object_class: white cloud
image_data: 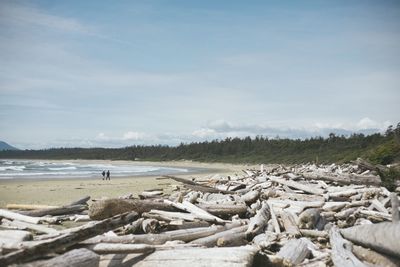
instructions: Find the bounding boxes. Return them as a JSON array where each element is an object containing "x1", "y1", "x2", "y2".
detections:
[
  {"x1": 192, "y1": 128, "x2": 217, "y2": 138},
  {"x1": 122, "y1": 131, "x2": 146, "y2": 141}
]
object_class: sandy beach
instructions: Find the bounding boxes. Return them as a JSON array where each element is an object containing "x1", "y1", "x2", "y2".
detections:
[{"x1": 0, "y1": 160, "x2": 254, "y2": 208}]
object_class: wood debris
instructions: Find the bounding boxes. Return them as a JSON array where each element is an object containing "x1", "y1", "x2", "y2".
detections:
[{"x1": 0, "y1": 160, "x2": 399, "y2": 266}]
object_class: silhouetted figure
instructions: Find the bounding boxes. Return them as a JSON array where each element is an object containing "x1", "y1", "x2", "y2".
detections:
[
  {"x1": 102, "y1": 170, "x2": 106, "y2": 180},
  {"x1": 106, "y1": 170, "x2": 110, "y2": 180}
]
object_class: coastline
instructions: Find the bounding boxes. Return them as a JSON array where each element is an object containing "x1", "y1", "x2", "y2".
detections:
[{"x1": 0, "y1": 160, "x2": 255, "y2": 208}]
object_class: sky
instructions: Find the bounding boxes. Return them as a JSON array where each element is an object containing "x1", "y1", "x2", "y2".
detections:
[{"x1": 0, "y1": 0, "x2": 399, "y2": 149}]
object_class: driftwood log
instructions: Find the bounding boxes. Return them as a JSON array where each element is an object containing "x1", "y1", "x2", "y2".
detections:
[
  {"x1": 340, "y1": 222, "x2": 400, "y2": 258},
  {"x1": 0, "y1": 212, "x2": 138, "y2": 265},
  {"x1": 277, "y1": 238, "x2": 311, "y2": 265},
  {"x1": 89, "y1": 198, "x2": 176, "y2": 220}
]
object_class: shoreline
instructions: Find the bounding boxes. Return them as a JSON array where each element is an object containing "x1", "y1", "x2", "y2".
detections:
[{"x1": 0, "y1": 160, "x2": 255, "y2": 207}]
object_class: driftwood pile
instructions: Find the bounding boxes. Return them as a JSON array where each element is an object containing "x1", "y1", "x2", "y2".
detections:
[{"x1": 0, "y1": 158, "x2": 399, "y2": 266}]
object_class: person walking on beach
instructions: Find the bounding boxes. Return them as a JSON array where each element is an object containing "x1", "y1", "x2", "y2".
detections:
[
  {"x1": 102, "y1": 170, "x2": 106, "y2": 180},
  {"x1": 106, "y1": 170, "x2": 110, "y2": 180}
]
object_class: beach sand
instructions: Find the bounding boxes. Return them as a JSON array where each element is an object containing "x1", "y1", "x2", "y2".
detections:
[{"x1": 0, "y1": 160, "x2": 255, "y2": 208}]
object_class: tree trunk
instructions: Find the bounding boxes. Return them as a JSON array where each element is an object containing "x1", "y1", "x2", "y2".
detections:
[{"x1": 277, "y1": 238, "x2": 310, "y2": 265}]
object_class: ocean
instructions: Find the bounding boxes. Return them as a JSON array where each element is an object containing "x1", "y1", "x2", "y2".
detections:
[{"x1": 0, "y1": 159, "x2": 189, "y2": 179}]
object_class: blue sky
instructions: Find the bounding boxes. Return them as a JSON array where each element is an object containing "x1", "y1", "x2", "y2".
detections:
[{"x1": 0, "y1": 0, "x2": 399, "y2": 149}]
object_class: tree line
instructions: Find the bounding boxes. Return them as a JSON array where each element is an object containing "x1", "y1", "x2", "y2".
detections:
[{"x1": 1, "y1": 123, "x2": 399, "y2": 165}]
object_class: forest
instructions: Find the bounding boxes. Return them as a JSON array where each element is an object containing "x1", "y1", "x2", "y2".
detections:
[{"x1": 1, "y1": 124, "x2": 399, "y2": 165}]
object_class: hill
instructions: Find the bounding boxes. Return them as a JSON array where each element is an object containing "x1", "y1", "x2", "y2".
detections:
[{"x1": 0, "y1": 141, "x2": 18, "y2": 151}]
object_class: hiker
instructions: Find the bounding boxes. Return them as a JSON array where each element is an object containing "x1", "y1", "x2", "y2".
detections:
[
  {"x1": 102, "y1": 170, "x2": 105, "y2": 180},
  {"x1": 106, "y1": 170, "x2": 110, "y2": 180}
]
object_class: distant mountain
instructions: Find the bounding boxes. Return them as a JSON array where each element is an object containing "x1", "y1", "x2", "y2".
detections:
[{"x1": 0, "y1": 141, "x2": 19, "y2": 151}]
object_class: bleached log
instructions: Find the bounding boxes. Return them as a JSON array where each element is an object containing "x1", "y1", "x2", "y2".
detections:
[
  {"x1": 302, "y1": 172, "x2": 381, "y2": 186},
  {"x1": 277, "y1": 238, "x2": 311, "y2": 265},
  {"x1": 352, "y1": 245, "x2": 400, "y2": 267},
  {"x1": 268, "y1": 176, "x2": 324, "y2": 195},
  {"x1": 21, "y1": 248, "x2": 99, "y2": 267},
  {"x1": 322, "y1": 202, "x2": 348, "y2": 212},
  {"x1": 166, "y1": 220, "x2": 210, "y2": 230},
  {"x1": 390, "y1": 193, "x2": 399, "y2": 222},
  {"x1": 83, "y1": 222, "x2": 243, "y2": 245},
  {"x1": 89, "y1": 198, "x2": 176, "y2": 220},
  {"x1": 144, "y1": 210, "x2": 197, "y2": 221},
  {"x1": 358, "y1": 209, "x2": 392, "y2": 221},
  {"x1": 252, "y1": 231, "x2": 278, "y2": 249},
  {"x1": 268, "y1": 199, "x2": 324, "y2": 215},
  {"x1": 267, "y1": 202, "x2": 280, "y2": 233},
  {"x1": 327, "y1": 188, "x2": 381, "y2": 199},
  {"x1": 340, "y1": 222, "x2": 400, "y2": 258},
  {"x1": 245, "y1": 202, "x2": 270, "y2": 237},
  {"x1": 334, "y1": 208, "x2": 357, "y2": 220},
  {"x1": 0, "y1": 209, "x2": 57, "y2": 224},
  {"x1": 369, "y1": 199, "x2": 388, "y2": 213},
  {"x1": 139, "y1": 191, "x2": 163, "y2": 199},
  {"x1": 164, "y1": 175, "x2": 235, "y2": 194},
  {"x1": 299, "y1": 229, "x2": 328, "y2": 238},
  {"x1": 87, "y1": 243, "x2": 155, "y2": 254},
  {"x1": 217, "y1": 232, "x2": 248, "y2": 247},
  {"x1": 0, "y1": 230, "x2": 32, "y2": 248},
  {"x1": 101, "y1": 246, "x2": 259, "y2": 267},
  {"x1": 121, "y1": 218, "x2": 144, "y2": 234},
  {"x1": 190, "y1": 225, "x2": 248, "y2": 247},
  {"x1": 280, "y1": 211, "x2": 300, "y2": 237},
  {"x1": 164, "y1": 200, "x2": 226, "y2": 223},
  {"x1": 197, "y1": 202, "x2": 248, "y2": 217},
  {"x1": 276, "y1": 192, "x2": 325, "y2": 202},
  {"x1": 0, "y1": 212, "x2": 138, "y2": 265},
  {"x1": 6, "y1": 204, "x2": 59, "y2": 210},
  {"x1": 1, "y1": 218, "x2": 59, "y2": 234},
  {"x1": 21, "y1": 205, "x2": 87, "y2": 217},
  {"x1": 142, "y1": 219, "x2": 160, "y2": 234},
  {"x1": 329, "y1": 226, "x2": 367, "y2": 267}
]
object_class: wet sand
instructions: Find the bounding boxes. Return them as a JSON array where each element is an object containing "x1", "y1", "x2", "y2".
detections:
[{"x1": 0, "y1": 160, "x2": 254, "y2": 207}]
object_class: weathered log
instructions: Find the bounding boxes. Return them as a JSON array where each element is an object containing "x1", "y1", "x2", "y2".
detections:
[
  {"x1": 87, "y1": 243, "x2": 155, "y2": 254},
  {"x1": 139, "y1": 191, "x2": 163, "y2": 199},
  {"x1": 0, "y1": 230, "x2": 32, "y2": 248},
  {"x1": 20, "y1": 248, "x2": 99, "y2": 267},
  {"x1": 121, "y1": 218, "x2": 144, "y2": 234},
  {"x1": 280, "y1": 211, "x2": 300, "y2": 237},
  {"x1": 1, "y1": 218, "x2": 59, "y2": 234},
  {"x1": 197, "y1": 202, "x2": 248, "y2": 217},
  {"x1": 83, "y1": 222, "x2": 243, "y2": 245},
  {"x1": 69, "y1": 196, "x2": 91, "y2": 206},
  {"x1": 302, "y1": 172, "x2": 381, "y2": 186},
  {"x1": 216, "y1": 232, "x2": 248, "y2": 247},
  {"x1": 358, "y1": 209, "x2": 392, "y2": 221},
  {"x1": 88, "y1": 198, "x2": 176, "y2": 220},
  {"x1": 166, "y1": 220, "x2": 210, "y2": 230},
  {"x1": 190, "y1": 225, "x2": 248, "y2": 247},
  {"x1": 241, "y1": 190, "x2": 260, "y2": 205},
  {"x1": 246, "y1": 202, "x2": 270, "y2": 237},
  {"x1": 252, "y1": 231, "x2": 278, "y2": 249},
  {"x1": 21, "y1": 205, "x2": 87, "y2": 217},
  {"x1": 298, "y1": 209, "x2": 321, "y2": 229},
  {"x1": 390, "y1": 193, "x2": 399, "y2": 222},
  {"x1": 0, "y1": 212, "x2": 138, "y2": 265},
  {"x1": 268, "y1": 176, "x2": 324, "y2": 195},
  {"x1": 352, "y1": 245, "x2": 400, "y2": 267},
  {"x1": 299, "y1": 229, "x2": 328, "y2": 238},
  {"x1": 164, "y1": 175, "x2": 235, "y2": 194},
  {"x1": 329, "y1": 226, "x2": 367, "y2": 267},
  {"x1": 277, "y1": 238, "x2": 311, "y2": 265},
  {"x1": 142, "y1": 218, "x2": 160, "y2": 234},
  {"x1": 99, "y1": 246, "x2": 259, "y2": 267},
  {"x1": 267, "y1": 202, "x2": 281, "y2": 233},
  {"x1": 144, "y1": 210, "x2": 197, "y2": 221},
  {"x1": 164, "y1": 200, "x2": 226, "y2": 223},
  {"x1": 0, "y1": 209, "x2": 57, "y2": 224},
  {"x1": 6, "y1": 204, "x2": 59, "y2": 210},
  {"x1": 354, "y1": 158, "x2": 389, "y2": 174},
  {"x1": 340, "y1": 222, "x2": 400, "y2": 258}
]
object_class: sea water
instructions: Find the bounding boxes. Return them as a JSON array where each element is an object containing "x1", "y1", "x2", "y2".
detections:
[{"x1": 0, "y1": 160, "x2": 189, "y2": 179}]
